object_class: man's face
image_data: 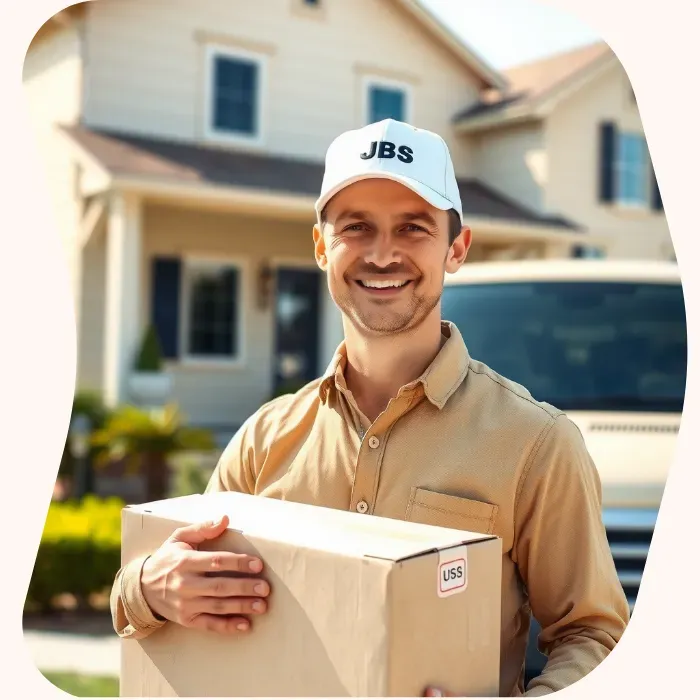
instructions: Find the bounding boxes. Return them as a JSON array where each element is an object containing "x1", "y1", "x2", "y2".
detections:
[{"x1": 313, "y1": 179, "x2": 470, "y2": 336}]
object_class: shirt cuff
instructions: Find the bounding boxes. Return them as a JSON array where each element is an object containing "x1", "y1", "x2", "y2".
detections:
[{"x1": 114, "y1": 555, "x2": 167, "y2": 638}]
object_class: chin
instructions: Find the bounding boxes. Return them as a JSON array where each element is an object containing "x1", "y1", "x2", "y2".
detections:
[{"x1": 352, "y1": 312, "x2": 420, "y2": 336}]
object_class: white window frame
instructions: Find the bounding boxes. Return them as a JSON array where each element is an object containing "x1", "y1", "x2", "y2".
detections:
[
  {"x1": 613, "y1": 131, "x2": 651, "y2": 209},
  {"x1": 179, "y1": 256, "x2": 247, "y2": 368},
  {"x1": 362, "y1": 75, "x2": 413, "y2": 126},
  {"x1": 203, "y1": 43, "x2": 267, "y2": 147}
]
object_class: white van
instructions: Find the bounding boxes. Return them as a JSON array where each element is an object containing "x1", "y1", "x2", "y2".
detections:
[{"x1": 441, "y1": 259, "x2": 686, "y2": 678}]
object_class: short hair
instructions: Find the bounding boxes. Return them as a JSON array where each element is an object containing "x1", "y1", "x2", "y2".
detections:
[
  {"x1": 446, "y1": 208, "x2": 462, "y2": 244},
  {"x1": 319, "y1": 206, "x2": 463, "y2": 244}
]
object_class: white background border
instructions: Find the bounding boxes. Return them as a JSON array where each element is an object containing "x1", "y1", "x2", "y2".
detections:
[{"x1": 1, "y1": 0, "x2": 697, "y2": 697}]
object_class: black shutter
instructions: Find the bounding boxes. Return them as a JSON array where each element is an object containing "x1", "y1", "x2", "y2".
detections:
[
  {"x1": 151, "y1": 256, "x2": 181, "y2": 359},
  {"x1": 599, "y1": 121, "x2": 617, "y2": 203},
  {"x1": 651, "y1": 164, "x2": 663, "y2": 211}
]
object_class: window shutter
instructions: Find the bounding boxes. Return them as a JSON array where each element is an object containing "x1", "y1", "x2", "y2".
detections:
[
  {"x1": 651, "y1": 164, "x2": 663, "y2": 211},
  {"x1": 599, "y1": 121, "x2": 617, "y2": 203},
  {"x1": 151, "y1": 256, "x2": 181, "y2": 359}
]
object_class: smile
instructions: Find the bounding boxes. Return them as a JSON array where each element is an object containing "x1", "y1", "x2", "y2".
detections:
[{"x1": 358, "y1": 280, "x2": 411, "y2": 289}]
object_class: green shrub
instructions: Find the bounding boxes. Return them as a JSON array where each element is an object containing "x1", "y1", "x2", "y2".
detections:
[
  {"x1": 134, "y1": 325, "x2": 163, "y2": 372},
  {"x1": 26, "y1": 495, "x2": 124, "y2": 613}
]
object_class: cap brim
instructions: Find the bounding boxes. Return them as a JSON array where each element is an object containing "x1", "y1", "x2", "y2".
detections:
[{"x1": 315, "y1": 172, "x2": 457, "y2": 218}]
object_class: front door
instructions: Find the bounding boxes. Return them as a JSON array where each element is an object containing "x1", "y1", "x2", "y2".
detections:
[{"x1": 273, "y1": 267, "x2": 322, "y2": 395}]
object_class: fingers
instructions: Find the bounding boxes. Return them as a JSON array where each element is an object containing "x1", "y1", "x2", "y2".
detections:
[
  {"x1": 184, "y1": 550, "x2": 263, "y2": 575},
  {"x1": 189, "y1": 614, "x2": 253, "y2": 635},
  {"x1": 193, "y1": 596, "x2": 268, "y2": 616},
  {"x1": 189, "y1": 574, "x2": 271, "y2": 600},
  {"x1": 170, "y1": 516, "x2": 230, "y2": 546}
]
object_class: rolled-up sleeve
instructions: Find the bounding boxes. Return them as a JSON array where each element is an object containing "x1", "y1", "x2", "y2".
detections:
[
  {"x1": 514, "y1": 415, "x2": 630, "y2": 696},
  {"x1": 110, "y1": 555, "x2": 166, "y2": 640}
]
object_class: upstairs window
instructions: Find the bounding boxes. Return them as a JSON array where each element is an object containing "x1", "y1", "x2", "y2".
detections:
[
  {"x1": 615, "y1": 132, "x2": 650, "y2": 207},
  {"x1": 205, "y1": 45, "x2": 265, "y2": 144},
  {"x1": 598, "y1": 122, "x2": 662, "y2": 211},
  {"x1": 364, "y1": 78, "x2": 410, "y2": 124}
]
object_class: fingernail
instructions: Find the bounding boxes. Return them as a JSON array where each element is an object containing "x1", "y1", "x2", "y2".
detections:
[
  {"x1": 248, "y1": 559, "x2": 263, "y2": 573},
  {"x1": 237, "y1": 621, "x2": 248, "y2": 631},
  {"x1": 254, "y1": 583, "x2": 267, "y2": 595},
  {"x1": 252, "y1": 601, "x2": 265, "y2": 612}
]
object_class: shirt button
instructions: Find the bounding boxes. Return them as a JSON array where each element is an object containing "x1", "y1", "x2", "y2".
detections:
[
  {"x1": 356, "y1": 500, "x2": 369, "y2": 514},
  {"x1": 368, "y1": 436, "x2": 380, "y2": 449}
]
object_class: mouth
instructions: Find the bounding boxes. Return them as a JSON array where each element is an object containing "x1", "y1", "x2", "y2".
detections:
[{"x1": 354, "y1": 279, "x2": 414, "y2": 295}]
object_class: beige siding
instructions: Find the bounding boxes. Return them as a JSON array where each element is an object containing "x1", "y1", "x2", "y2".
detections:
[
  {"x1": 473, "y1": 124, "x2": 546, "y2": 212},
  {"x1": 544, "y1": 62, "x2": 673, "y2": 260},
  {"x1": 82, "y1": 0, "x2": 480, "y2": 174},
  {"x1": 141, "y1": 204, "x2": 335, "y2": 426},
  {"x1": 22, "y1": 23, "x2": 84, "y2": 311}
]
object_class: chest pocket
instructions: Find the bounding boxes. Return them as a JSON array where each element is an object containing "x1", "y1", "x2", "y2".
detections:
[{"x1": 405, "y1": 487, "x2": 499, "y2": 536}]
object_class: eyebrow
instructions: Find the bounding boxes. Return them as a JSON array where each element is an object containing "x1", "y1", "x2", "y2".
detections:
[
  {"x1": 396, "y1": 211, "x2": 439, "y2": 228},
  {"x1": 334, "y1": 210, "x2": 372, "y2": 222},
  {"x1": 333, "y1": 210, "x2": 439, "y2": 227}
]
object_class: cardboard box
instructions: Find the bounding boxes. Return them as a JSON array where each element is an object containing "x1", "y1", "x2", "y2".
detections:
[{"x1": 119, "y1": 492, "x2": 502, "y2": 697}]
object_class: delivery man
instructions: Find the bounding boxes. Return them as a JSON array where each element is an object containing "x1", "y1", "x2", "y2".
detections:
[{"x1": 110, "y1": 119, "x2": 629, "y2": 697}]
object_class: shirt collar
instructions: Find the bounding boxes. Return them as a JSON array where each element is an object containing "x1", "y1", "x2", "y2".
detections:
[{"x1": 318, "y1": 321, "x2": 470, "y2": 409}]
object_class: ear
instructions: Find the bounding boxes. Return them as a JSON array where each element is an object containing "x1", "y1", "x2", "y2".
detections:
[
  {"x1": 313, "y1": 224, "x2": 328, "y2": 271},
  {"x1": 445, "y1": 225, "x2": 472, "y2": 273}
]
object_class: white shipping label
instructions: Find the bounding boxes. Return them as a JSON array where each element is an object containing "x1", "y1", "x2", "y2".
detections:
[{"x1": 437, "y1": 545, "x2": 468, "y2": 598}]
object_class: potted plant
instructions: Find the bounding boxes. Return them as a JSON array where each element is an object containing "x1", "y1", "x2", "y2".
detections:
[
  {"x1": 91, "y1": 403, "x2": 217, "y2": 502},
  {"x1": 128, "y1": 325, "x2": 172, "y2": 406}
]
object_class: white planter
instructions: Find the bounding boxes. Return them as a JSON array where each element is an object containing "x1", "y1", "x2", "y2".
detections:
[{"x1": 128, "y1": 371, "x2": 173, "y2": 406}]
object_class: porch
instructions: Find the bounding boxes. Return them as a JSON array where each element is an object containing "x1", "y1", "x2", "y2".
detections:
[{"x1": 63, "y1": 125, "x2": 597, "y2": 430}]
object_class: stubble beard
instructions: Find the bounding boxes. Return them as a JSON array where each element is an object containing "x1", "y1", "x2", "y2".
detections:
[{"x1": 333, "y1": 283, "x2": 442, "y2": 337}]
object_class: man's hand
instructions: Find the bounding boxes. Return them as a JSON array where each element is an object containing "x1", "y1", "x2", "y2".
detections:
[{"x1": 140, "y1": 515, "x2": 270, "y2": 635}]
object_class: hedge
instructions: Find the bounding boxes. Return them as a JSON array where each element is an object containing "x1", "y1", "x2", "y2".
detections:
[{"x1": 26, "y1": 495, "x2": 124, "y2": 613}]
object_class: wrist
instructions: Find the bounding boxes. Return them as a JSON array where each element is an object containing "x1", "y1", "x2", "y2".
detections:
[{"x1": 140, "y1": 555, "x2": 166, "y2": 622}]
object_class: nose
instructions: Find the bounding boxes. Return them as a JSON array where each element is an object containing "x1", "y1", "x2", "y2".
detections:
[{"x1": 364, "y1": 230, "x2": 401, "y2": 268}]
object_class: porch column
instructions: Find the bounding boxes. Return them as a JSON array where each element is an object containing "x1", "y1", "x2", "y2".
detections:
[{"x1": 103, "y1": 192, "x2": 142, "y2": 407}]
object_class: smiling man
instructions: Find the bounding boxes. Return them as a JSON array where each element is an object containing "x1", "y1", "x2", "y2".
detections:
[{"x1": 110, "y1": 119, "x2": 629, "y2": 697}]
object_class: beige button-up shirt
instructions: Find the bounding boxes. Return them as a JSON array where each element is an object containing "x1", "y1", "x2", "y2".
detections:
[{"x1": 111, "y1": 322, "x2": 629, "y2": 697}]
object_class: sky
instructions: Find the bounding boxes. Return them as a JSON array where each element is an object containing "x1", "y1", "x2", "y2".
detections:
[{"x1": 418, "y1": 0, "x2": 602, "y2": 69}]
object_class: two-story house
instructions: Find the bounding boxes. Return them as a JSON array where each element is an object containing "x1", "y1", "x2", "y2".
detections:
[
  {"x1": 456, "y1": 40, "x2": 672, "y2": 261},
  {"x1": 22, "y1": 0, "x2": 661, "y2": 437}
]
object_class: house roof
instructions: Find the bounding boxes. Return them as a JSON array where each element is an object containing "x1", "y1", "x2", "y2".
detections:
[
  {"x1": 60, "y1": 124, "x2": 579, "y2": 231},
  {"x1": 454, "y1": 41, "x2": 616, "y2": 130},
  {"x1": 392, "y1": 0, "x2": 507, "y2": 90}
]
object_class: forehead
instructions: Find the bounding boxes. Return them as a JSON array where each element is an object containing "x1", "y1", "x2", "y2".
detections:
[{"x1": 324, "y1": 178, "x2": 434, "y2": 217}]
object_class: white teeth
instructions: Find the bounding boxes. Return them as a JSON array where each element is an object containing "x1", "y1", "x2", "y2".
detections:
[{"x1": 361, "y1": 280, "x2": 408, "y2": 289}]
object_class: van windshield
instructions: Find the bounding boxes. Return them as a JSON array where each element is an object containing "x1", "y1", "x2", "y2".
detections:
[{"x1": 441, "y1": 280, "x2": 687, "y2": 413}]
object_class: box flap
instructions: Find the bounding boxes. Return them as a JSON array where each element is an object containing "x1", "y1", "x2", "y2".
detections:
[{"x1": 129, "y1": 492, "x2": 496, "y2": 562}]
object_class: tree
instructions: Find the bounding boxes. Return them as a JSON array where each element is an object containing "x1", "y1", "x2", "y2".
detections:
[{"x1": 91, "y1": 403, "x2": 216, "y2": 502}]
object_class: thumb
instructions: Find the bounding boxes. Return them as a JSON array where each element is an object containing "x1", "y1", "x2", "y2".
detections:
[{"x1": 170, "y1": 515, "x2": 230, "y2": 547}]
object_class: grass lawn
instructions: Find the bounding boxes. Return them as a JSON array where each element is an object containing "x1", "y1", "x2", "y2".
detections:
[{"x1": 41, "y1": 671, "x2": 119, "y2": 697}]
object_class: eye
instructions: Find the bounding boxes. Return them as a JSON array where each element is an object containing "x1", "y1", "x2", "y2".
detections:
[
  {"x1": 343, "y1": 223, "x2": 367, "y2": 233},
  {"x1": 402, "y1": 224, "x2": 428, "y2": 233}
]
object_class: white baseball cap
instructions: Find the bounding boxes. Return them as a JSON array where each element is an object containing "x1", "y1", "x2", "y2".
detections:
[{"x1": 315, "y1": 119, "x2": 463, "y2": 223}]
